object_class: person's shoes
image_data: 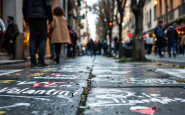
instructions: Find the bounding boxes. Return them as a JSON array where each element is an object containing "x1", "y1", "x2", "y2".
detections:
[
  {"x1": 50, "y1": 55, "x2": 55, "y2": 60},
  {"x1": 173, "y1": 52, "x2": 176, "y2": 58},
  {"x1": 38, "y1": 61, "x2": 48, "y2": 67},
  {"x1": 31, "y1": 63, "x2": 38, "y2": 68}
]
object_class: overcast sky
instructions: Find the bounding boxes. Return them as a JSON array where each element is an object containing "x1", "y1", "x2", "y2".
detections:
[{"x1": 87, "y1": 0, "x2": 98, "y2": 39}]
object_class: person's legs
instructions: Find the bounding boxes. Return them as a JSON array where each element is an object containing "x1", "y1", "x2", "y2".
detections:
[
  {"x1": 168, "y1": 40, "x2": 172, "y2": 57},
  {"x1": 55, "y1": 43, "x2": 62, "y2": 63},
  {"x1": 157, "y1": 40, "x2": 162, "y2": 57},
  {"x1": 38, "y1": 20, "x2": 47, "y2": 64},
  {"x1": 29, "y1": 21, "x2": 38, "y2": 65},
  {"x1": 172, "y1": 40, "x2": 177, "y2": 57},
  {"x1": 12, "y1": 39, "x2": 16, "y2": 59},
  {"x1": 50, "y1": 39, "x2": 55, "y2": 59}
]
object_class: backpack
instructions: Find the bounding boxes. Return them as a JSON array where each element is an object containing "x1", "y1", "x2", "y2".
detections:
[{"x1": 156, "y1": 26, "x2": 164, "y2": 38}]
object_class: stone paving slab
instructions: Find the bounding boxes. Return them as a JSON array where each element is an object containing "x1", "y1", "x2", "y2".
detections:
[
  {"x1": 0, "y1": 86, "x2": 83, "y2": 115},
  {"x1": 91, "y1": 77, "x2": 185, "y2": 88},
  {"x1": 85, "y1": 88, "x2": 185, "y2": 115},
  {"x1": 156, "y1": 68, "x2": 185, "y2": 80}
]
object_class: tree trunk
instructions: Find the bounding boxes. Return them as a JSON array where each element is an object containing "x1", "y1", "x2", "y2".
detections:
[
  {"x1": 132, "y1": 10, "x2": 145, "y2": 61},
  {"x1": 119, "y1": 24, "x2": 122, "y2": 58},
  {"x1": 109, "y1": 27, "x2": 112, "y2": 56},
  {"x1": 119, "y1": 25, "x2": 122, "y2": 42}
]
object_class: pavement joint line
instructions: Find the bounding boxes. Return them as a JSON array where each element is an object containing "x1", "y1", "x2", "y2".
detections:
[
  {"x1": 91, "y1": 86, "x2": 185, "y2": 88},
  {"x1": 77, "y1": 70, "x2": 93, "y2": 115},
  {"x1": 77, "y1": 57, "x2": 96, "y2": 115}
]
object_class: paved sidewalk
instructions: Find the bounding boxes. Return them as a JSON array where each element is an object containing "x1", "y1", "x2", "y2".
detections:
[
  {"x1": 146, "y1": 54, "x2": 185, "y2": 64},
  {"x1": 0, "y1": 56, "x2": 184, "y2": 115},
  {"x1": 0, "y1": 60, "x2": 25, "y2": 65}
]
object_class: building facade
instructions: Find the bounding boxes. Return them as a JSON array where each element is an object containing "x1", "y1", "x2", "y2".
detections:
[
  {"x1": 0, "y1": 0, "x2": 77, "y2": 60},
  {"x1": 156, "y1": 0, "x2": 185, "y2": 33},
  {"x1": 143, "y1": 0, "x2": 158, "y2": 34}
]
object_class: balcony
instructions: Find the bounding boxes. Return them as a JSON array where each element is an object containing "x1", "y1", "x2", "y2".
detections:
[{"x1": 179, "y1": 3, "x2": 185, "y2": 17}]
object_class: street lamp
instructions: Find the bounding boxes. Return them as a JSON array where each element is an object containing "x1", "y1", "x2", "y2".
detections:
[{"x1": 154, "y1": 0, "x2": 158, "y2": 5}]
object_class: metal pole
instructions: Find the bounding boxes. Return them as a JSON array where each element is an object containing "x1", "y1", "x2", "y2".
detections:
[{"x1": 165, "y1": 0, "x2": 168, "y2": 25}]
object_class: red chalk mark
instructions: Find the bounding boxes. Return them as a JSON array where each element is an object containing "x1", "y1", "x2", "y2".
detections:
[
  {"x1": 32, "y1": 82, "x2": 66, "y2": 88},
  {"x1": 130, "y1": 106, "x2": 155, "y2": 115}
]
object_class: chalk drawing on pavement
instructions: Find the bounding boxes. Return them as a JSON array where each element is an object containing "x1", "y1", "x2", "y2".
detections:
[
  {"x1": 0, "y1": 103, "x2": 30, "y2": 109},
  {"x1": 0, "y1": 70, "x2": 22, "y2": 76},
  {"x1": 130, "y1": 106, "x2": 156, "y2": 115},
  {"x1": 87, "y1": 89, "x2": 185, "y2": 107}
]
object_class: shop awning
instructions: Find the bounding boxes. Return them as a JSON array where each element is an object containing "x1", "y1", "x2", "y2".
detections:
[{"x1": 176, "y1": 25, "x2": 185, "y2": 31}]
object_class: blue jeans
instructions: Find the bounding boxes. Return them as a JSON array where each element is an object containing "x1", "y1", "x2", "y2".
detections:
[
  {"x1": 88, "y1": 49, "x2": 93, "y2": 56},
  {"x1": 168, "y1": 40, "x2": 177, "y2": 57},
  {"x1": 29, "y1": 19, "x2": 47, "y2": 63},
  {"x1": 50, "y1": 44, "x2": 55, "y2": 55}
]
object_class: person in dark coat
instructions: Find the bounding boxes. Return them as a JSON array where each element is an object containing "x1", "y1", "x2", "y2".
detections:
[
  {"x1": 97, "y1": 40, "x2": 102, "y2": 55},
  {"x1": 4, "y1": 16, "x2": 19, "y2": 60},
  {"x1": 166, "y1": 25, "x2": 178, "y2": 58},
  {"x1": 87, "y1": 39, "x2": 95, "y2": 57},
  {"x1": 23, "y1": 0, "x2": 53, "y2": 67},
  {"x1": 154, "y1": 21, "x2": 165, "y2": 58}
]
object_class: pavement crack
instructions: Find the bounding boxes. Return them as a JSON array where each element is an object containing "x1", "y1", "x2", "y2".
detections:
[{"x1": 77, "y1": 64, "x2": 94, "y2": 115}]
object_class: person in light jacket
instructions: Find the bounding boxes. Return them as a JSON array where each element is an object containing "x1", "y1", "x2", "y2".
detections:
[
  {"x1": 146, "y1": 33, "x2": 154, "y2": 55},
  {"x1": 51, "y1": 6, "x2": 71, "y2": 64}
]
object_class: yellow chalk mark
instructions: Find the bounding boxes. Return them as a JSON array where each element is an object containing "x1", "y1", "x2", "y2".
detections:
[
  {"x1": 0, "y1": 80, "x2": 16, "y2": 84},
  {"x1": 29, "y1": 73, "x2": 45, "y2": 77},
  {"x1": 0, "y1": 111, "x2": 6, "y2": 114}
]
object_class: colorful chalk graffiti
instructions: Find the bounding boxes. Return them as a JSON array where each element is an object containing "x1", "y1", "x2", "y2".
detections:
[
  {"x1": 0, "y1": 87, "x2": 78, "y2": 102},
  {"x1": 17, "y1": 81, "x2": 72, "y2": 88},
  {"x1": 34, "y1": 74, "x2": 80, "y2": 80},
  {"x1": 87, "y1": 89, "x2": 185, "y2": 107},
  {"x1": 130, "y1": 106, "x2": 156, "y2": 115},
  {"x1": 0, "y1": 80, "x2": 16, "y2": 84},
  {"x1": 0, "y1": 70, "x2": 22, "y2": 76}
]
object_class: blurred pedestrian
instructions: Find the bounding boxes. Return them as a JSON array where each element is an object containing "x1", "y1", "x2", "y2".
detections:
[
  {"x1": 115, "y1": 39, "x2": 119, "y2": 56},
  {"x1": 154, "y1": 21, "x2": 165, "y2": 58},
  {"x1": 4, "y1": 16, "x2": 19, "y2": 60},
  {"x1": 87, "y1": 39, "x2": 95, "y2": 57},
  {"x1": 97, "y1": 40, "x2": 102, "y2": 55},
  {"x1": 0, "y1": 18, "x2": 5, "y2": 52},
  {"x1": 146, "y1": 33, "x2": 154, "y2": 55},
  {"x1": 51, "y1": 6, "x2": 71, "y2": 64},
  {"x1": 94, "y1": 41, "x2": 98, "y2": 56},
  {"x1": 102, "y1": 39, "x2": 108, "y2": 55},
  {"x1": 166, "y1": 25, "x2": 178, "y2": 58},
  {"x1": 23, "y1": 0, "x2": 53, "y2": 67}
]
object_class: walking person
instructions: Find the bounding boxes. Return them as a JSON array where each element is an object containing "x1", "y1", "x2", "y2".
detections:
[
  {"x1": 154, "y1": 21, "x2": 165, "y2": 58},
  {"x1": 4, "y1": 16, "x2": 19, "y2": 60},
  {"x1": 87, "y1": 39, "x2": 95, "y2": 57},
  {"x1": 97, "y1": 40, "x2": 102, "y2": 55},
  {"x1": 51, "y1": 6, "x2": 71, "y2": 64},
  {"x1": 166, "y1": 25, "x2": 178, "y2": 58},
  {"x1": 146, "y1": 33, "x2": 154, "y2": 55},
  {"x1": 0, "y1": 18, "x2": 6, "y2": 52},
  {"x1": 23, "y1": 0, "x2": 53, "y2": 67}
]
